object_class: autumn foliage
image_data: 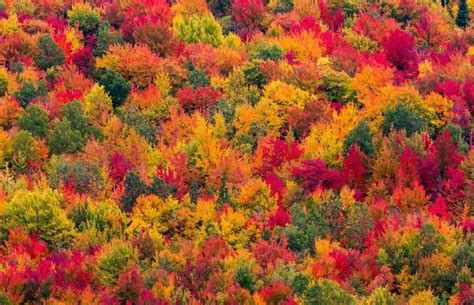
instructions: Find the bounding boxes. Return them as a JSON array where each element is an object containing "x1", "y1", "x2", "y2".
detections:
[{"x1": 0, "y1": 0, "x2": 471, "y2": 304}]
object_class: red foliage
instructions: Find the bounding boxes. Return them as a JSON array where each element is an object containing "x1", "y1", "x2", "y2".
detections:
[
  {"x1": 115, "y1": 267, "x2": 145, "y2": 303},
  {"x1": 342, "y1": 146, "x2": 367, "y2": 198},
  {"x1": 231, "y1": 0, "x2": 266, "y2": 40},
  {"x1": 252, "y1": 238, "x2": 296, "y2": 269},
  {"x1": 382, "y1": 30, "x2": 419, "y2": 80},
  {"x1": 290, "y1": 16, "x2": 321, "y2": 35},
  {"x1": 110, "y1": 151, "x2": 133, "y2": 183},
  {"x1": 259, "y1": 282, "x2": 293, "y2": 305},
  {"x1": 255, "y1": 136, "x2": 301, "y2": 175},
  {"x1": 429, "y1": 195, "x2": 450, "y2": 220},
  {"x1": 176, "y1": 86, "x2": 222, "y2": 116},
  {"x1": 266, "y1": 205, "x2": 291, "y2": 228},
  {"x1": 397, "y1": 147, "x2": 421, "y2": 186},
  {"x1": 71, "y1": 46, "x2": 95, "y2": 75},
  {"x1": 319, "y1": 0, "x2": 344, "y2": 32},
  {"x1": 292, "y1": 159, "x2": 342, "y2": 192}
]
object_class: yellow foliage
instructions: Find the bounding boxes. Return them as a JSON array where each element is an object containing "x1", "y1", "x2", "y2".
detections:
[
  {"x1": 340, "y1": 186, "x2": 356, "y2": 210},
  {"x1": 303, "y1": 103, "x2": 361, "y2": 165},
  {"x1": 96, "y1": 44, "x2": 161, "y2": 89},
  {"x1": 155, "y1": 69, "x2": 172, "y2": 96},
  {"x1": 237, "y1": 178, "x2": 277, "y2": 215},
  {"x1": 352, "y1": 66, "x2": 394, "y2": 106},
  {"x1": 219, "y1": 208, "x2": 254, "y2": 249},
  {"x1": 424, "y1": 92, "x2": 453, "y2": 129},
  {"x1": 315, "y1": 238, "x2": 340, "y2": 258},
  {"x1": 234, "y1": 104, "x2": 257, "y2": 136},
  {"x1": 0, "y1": 14, "x2": 21, "y2": 36},
  {"x1": 293, "y1": 0, "x2": 320, "y2": 18},
  {"x1": 365, "y1": 85, "x2": 433, "y2": 130},
  {"x1": 255, "y1": 80, "x2": 311, "y2": 135},
  {"x1": 418, "y1": 60, "x2": 433, "y2": 79},
  {"x1": 171, "y1": 0, "x2": 209, "y2": 18},
  {"x1": 83, "y1": 84, "x2": 113, "y2": 125},
  {"x1": 65, "y1": 27, "x2": 83, "y2": 52},
  {"x1": 273, "y1": 31, "x2": 323, "y2": 61},
  {"x1": 408, "y1": 290, "x2": 437, "y2": 305}
]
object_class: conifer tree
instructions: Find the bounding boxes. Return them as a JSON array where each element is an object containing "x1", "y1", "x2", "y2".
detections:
[{"x1": 456, "y1": 0, "x2": 470, "y2": 28}]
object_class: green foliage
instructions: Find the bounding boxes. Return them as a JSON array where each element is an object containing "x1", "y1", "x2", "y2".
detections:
[
  {"x1": 5, "y1": 130, "x2": 38, "y2": 172},
  {"x1": 242, "y1": 60, "x2": 268, "y2": 89},
  {"x1": 319, "y1": 68, "x2": 357, "y2": 104},
  {"x1": 382, "y1": 103, "x2": 424, "y2": 136},
  {"x1": 250, "y1": 42, "x2": 284, "y2": 61},
  {"x1": 342, "y1": 203, "x2": 373, "y2": 250},
  {"x1": 34, "y1": 35, "x2": 65, "y2": 70},
  {"x1": 188, "y1": 68, "x2": 210, "y2": 89},
  {"x1": 18, "y1": 105, "x2": 49, "y2": 138},
  {"x1": 284, "y1": 195, "x2": 345, "y2": 253},
  {"x1": 47, "y1": 118, "x2": 85, "y2": 155},
  {"x1": 47, "y1": 101, "x2": 102, "y2": 155},
  {"x1": 94, "y1": 22, "x2": 124, "y2": 57},
  {"x1": 121, "y1": 171, "x2": 148, "y2": 212},
  {"x1": 97, "y1": 241, "x2": 136, "y2": 285},
  {"x1": 0, "y1": 188, "x2": 75, "y2": 248},
  {"x1": 69, "y1": 199, "x2": 127, "y2": 243},
  {"x1": 234, "y1": 265, "x2": 256, "y2": 292},
  {"x1": 343, "y1": 120, "x2": 373, "y2": 156},
  {"x1": 118, "y1": 105, "x2": 158, "y2": 144},
  {"x1": 67, "y1": 2, "x2": 101, "y2": 35},
  {"x1": 456, "y1": 0, "x2": 470, "y2": 28},
  {"x1": 97, "y1": 69, "x2": 131, "y2": 108},
  {"x1": 364, "y1": 287, "x2": 396, "y2": 305},
  {"x1": 303, "y1": 279, "x2": 355, "y2": 305},
  {"x1": 47, "y1": 156, "x2": 104, "y2": 195},
  {"x1": 444, "y1": 123, "x2": 468, "y2": 153},
  {"x1": 14, "y1": 80, "x2": 47, "y2": 108},
  {"x1": 173, "y1": 13, "x2": 224, "y2": 47}
]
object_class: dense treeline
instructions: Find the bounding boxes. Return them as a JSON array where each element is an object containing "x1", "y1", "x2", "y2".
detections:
[{"x1": 0, "y1": 0, "x2": 471, "y2": 304}]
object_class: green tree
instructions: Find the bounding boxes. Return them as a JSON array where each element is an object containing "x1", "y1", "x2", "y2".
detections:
[
  {"x1": 34, "y1": 34, "x2": 65, "y2": 70},
  {"x1": 97, "y1": 240, "x2": 136, "y2": 285},
  {"x1": 97, "y1": 69, "x2": 131, "y2": 108},
  {"x1": 47, "y1": 118, "x2": 85, "y2": 155},
  {"x1": 121, "y1": 171, "x2": 148, "y2": 212},
  {"x1": 18, "y1": 105, "x2": 49, "y2": 138},
  {"x1": 5, "y1": 130, "x2": 39, "y2": 172},
  {"x1": 14, "y1": 80, "x2": 47, "y2": 108},
  {"x1": 0, "y1": 188, "x2": 75, "y2": 248},
  {"x1": 343, "y1": 120, "x2": 373, "y2": 156},
  {"x1": 456, "y1": 0, "x2": 470, "y2": 28},
  {"x1": 382, "y1": 103, "x2": 424, "y2": 136}
]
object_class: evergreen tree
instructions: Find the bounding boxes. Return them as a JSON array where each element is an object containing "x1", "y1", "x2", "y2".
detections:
[
  {"x1": 343, "y1": 120, "x2": 373, "y2": 156},
  {"x1": 18, "y1": 105, "x2": 49, "y2": 138},
  {"x1": 121, "y1": 171, "x2": 147, "y2": 212},
  {"x1": 34, "y1": 34, "x2": 65, "y2": 70},
  {"x1": 97, "y1": 69, "x2": 131, "y2": 108},
  {"x1": 382, "y1": 103, "x2": 424, "y2": 136},
  {"x1": 456, "y1": 0, "x2": 470, "y2": 28}
]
